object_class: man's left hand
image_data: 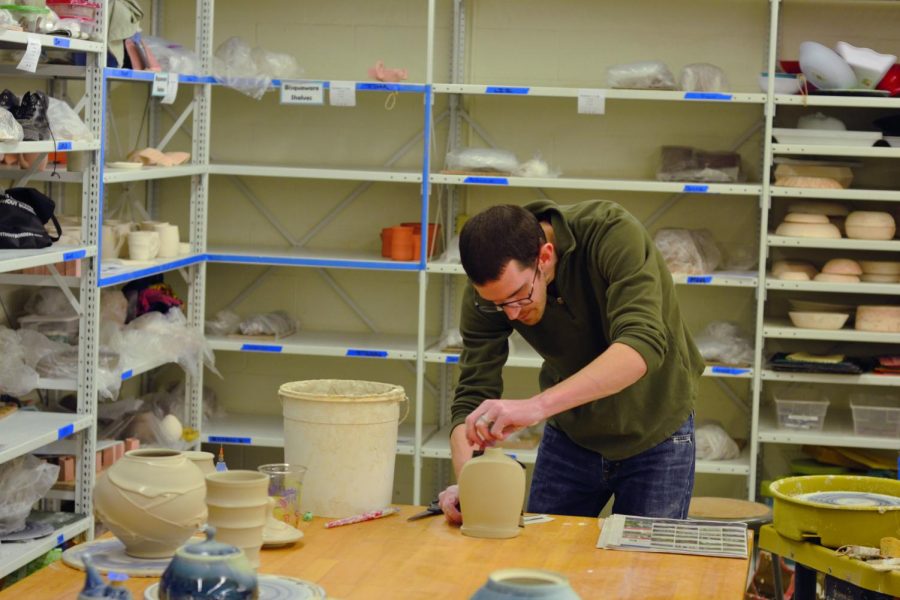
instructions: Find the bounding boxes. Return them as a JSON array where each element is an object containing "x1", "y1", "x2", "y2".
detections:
[{"x1": 465, "y1": 398, "x2": 545, "y2": 447}]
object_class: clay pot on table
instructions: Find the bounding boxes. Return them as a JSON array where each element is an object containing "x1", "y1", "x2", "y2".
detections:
[{"x1": 93, "y1": 449, "x2": 207, "y2": 558}]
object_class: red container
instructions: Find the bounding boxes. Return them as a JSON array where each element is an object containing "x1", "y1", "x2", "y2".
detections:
[
  {"x1": 380, "y1": 227, "x2": 393, "y2": 257},
  {"x1": 400, "y1": 222, "x2": 442, "y2": 258},
  {"x1": 46, "y1": 0, "x2": 100, "y2": 19},
  {"x1": 390, "y1": 226, "x2": 415, "y2": 261},
  {"x1": 877, "y1": 64, "x2": 900, "y2": 96}
]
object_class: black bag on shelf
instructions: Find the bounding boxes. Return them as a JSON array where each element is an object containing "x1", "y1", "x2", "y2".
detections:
[{"x1": 0, "y1": 187, "x2": 62, "y2": 249}]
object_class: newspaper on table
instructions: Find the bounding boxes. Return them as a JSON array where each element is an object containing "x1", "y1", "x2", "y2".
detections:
[{"x1": 597, "y1": 514, "x2": 748, "y2": 559}]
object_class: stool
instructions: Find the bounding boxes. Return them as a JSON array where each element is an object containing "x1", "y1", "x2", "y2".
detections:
[{"x1": 688, "y1": 497, "x2": 774, "y2": 590}]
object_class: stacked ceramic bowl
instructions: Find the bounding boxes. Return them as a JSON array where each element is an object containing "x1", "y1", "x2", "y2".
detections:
[
  {"x1": 799, "y1": 41, "x2": 897, "y2": 90},
  {"x1": 859, "y1": 260, "x2": 900, "y2": 284},
  {"x1": 205, "y1": 471, "x2": 270, "y2": 568}
]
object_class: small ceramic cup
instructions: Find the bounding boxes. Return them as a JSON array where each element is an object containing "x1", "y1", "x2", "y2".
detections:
[
  {"x1": 127, "y1": 231, "x2": 160, "y2": 261},
  {"x1": 153, "y1": 223, "x2": 180, "y2": 258},
  {"x1": 101, "y1": 225, "x2": 125, "y2": 260},
  {"x1": 140, "y1": 220, "x2": 168, "y2": 231},
  {"x1": 183, "y1": 451, "x2": 216, "y2": 476},
  {"x1": 178, "y1": 242, "x2": 191, "y2": 256}
]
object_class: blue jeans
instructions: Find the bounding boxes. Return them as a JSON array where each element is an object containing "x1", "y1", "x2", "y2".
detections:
[{"x1": 527, "y1": 414, "x2": 695, "y2": 519}]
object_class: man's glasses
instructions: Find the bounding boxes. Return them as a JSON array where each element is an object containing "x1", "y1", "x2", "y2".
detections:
[{"x1": 474, "y1": 263, "x2": 540, "y2": 313}]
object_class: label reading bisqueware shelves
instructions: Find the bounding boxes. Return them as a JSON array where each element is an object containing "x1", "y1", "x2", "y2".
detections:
[{"x1": 280, "y1": 81, "x2": 325, "y2": 105}]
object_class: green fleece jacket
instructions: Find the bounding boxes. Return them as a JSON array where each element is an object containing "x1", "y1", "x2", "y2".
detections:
[{"x1": 451, "y1": 199, "x2": 704, "y2": 460}]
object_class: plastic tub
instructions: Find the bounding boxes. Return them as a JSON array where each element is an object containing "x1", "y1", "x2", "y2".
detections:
[
  {"x1": 774, "y1": 386, "x2": 829, "y2": 431},
  {"x1": 18, "y1": 314, "x2": 79, "y2": 344},
  {"x1": 46, "y1": 0, "x2": 100, "y2": 19},
  {"x1": 850, "y1": 394, "x2": 900, "y2": 438}
]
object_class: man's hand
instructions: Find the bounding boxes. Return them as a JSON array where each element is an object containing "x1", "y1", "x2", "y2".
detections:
[
  {"x1": 439, "y1": 484, "x2": 462, "y2": 525},
  {"x1": 465, "y1": 398, "x2": 546, "y2": 447}
]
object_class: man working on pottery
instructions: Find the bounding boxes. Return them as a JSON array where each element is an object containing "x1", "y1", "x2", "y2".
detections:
[{"x1": 439, "y1": 200, "x2": 704, "y2": 523}]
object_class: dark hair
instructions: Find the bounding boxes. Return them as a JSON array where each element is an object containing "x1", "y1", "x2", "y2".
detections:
[{"x1": 459, "y1": 205, "x2": 546, "y2": 285}]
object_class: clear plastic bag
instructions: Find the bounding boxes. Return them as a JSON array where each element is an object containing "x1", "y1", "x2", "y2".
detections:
[
  {"x1": 657, "y1": 146, "x2": 741, "y2": 183},
  {"x1": 0, "y1": 107, "x2": 23, "y2": 143},
  {"x1": 445, "y1": 148, "x2": 519, "y2": 173},
  {"x1": 679, "y1": 63, "x2": 729, "y2": 93},
  {"x1": 695, "y1": 421, "x2": 740, "y2": 460},
  {"x1": 694, "y1": 321, "x2": 754, "y2": 367},
  {"x1": 23, "y1": 288, "x2": 77, "y2": 318},
  {"x1": 512, "y1": 154, "x2": 560, "y2": 178},
  {"x1": 100, "y1": 289, "x2": 128, "y2": 327},
  {"x1": 607, "y1": 60, "x2": 677, "y2": 90},
  {"x1": 251, "y1": 47, "x2": 303, "y2": 80},
  {"x1": 653, "y1": 228, "x2": 722, "y2": 275},
  {"x1": 205, "y1": 309, "x2": 241, "y2": 336},
  {"x1": 239, "y1": 311, "x2": 297, "y2": 338},
  {"x1": 141, "y1": 35, "x2": 203, "y2": 76},
  {"x1": 0, "y1": 327, "x2": 38, "y2": 397},
  {"x1": 213, "y1": 37, "x2": 271, "y2": 100},
  {"x1": 47, "y1": 98, "x2": 93, "y2": 142},
  {"x1": 98, "y1": 397, "x2": 186, "y2": 449},
  {"x1": 0, "y1": 455, "x2": 59, "y2": 535}
]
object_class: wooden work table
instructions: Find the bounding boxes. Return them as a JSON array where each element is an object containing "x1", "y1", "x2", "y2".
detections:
[{"x1": 0, "y1": 506, "x2": 750, "y2": 599}]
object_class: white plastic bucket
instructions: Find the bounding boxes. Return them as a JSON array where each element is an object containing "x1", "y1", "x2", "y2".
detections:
[{"x1": 279, "y1": 379, "x2": 407, "y2": 519}]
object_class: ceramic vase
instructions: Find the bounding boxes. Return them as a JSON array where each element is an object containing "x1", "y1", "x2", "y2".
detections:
[
  {"x1": 206, "y1": 471, "x2": 269, "y2": 568},
  {"x1": 183, "y1": 451, "x2": 216, "y2": 476},
  {"x1": 93, "y1": 449, "x2": 207, "y2": 558},
  {"x1": 459, "y1": 447, "x2": 525, "y2": 539},
  {"x1": 470, "y1": 569, "x2": 581, "y2": 600}
]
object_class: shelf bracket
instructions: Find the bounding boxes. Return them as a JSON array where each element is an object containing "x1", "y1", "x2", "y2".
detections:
[
  {"x1": 48, "y1": 264, "x2": 82, "y2": 316},
  {"x1": 14, "y1": 152, "x2": 49, "y2": 188},
  {"x1": 157, "y1": 102, "x2": 195, "y2": 152},
  {"x1": 713, "y1": 377, "x2": 751, "y2": 416}
]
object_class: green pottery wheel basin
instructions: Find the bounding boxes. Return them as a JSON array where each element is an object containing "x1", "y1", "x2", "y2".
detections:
[{"x1": 770, "y1": 475, "x2": 900, "y2": 548}]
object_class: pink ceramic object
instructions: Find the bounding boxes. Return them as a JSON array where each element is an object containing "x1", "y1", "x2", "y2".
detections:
[
  {"x1": 93, "y1": 449, "x2": 207, "y2": 558},
  {"x1": 368, "y1": 60, "x2": 408, "y2": 83}
]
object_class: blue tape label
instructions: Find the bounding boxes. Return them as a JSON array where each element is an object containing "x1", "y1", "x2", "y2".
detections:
[
  {"x1": 208, "y1": 436, "x2": 251, "y2": 445},
  {"x1": 711, "y1": 366, "x2": 750, "y2": 376},
  {"x1": 52, "y1": 37, "x2": 71, "y2": 48},
  {"x1": 57, "y1": 423, "x2": 75, "y2": 439},
  {"x1": 120, "y1": 369, "x2": 133, "y2": 380},
  {"x1": 684, "y1": 92, "x2": 732, "y2": 101},
  {"x1": 240, "y1": 344, "x2": 282, "y2": 353},
  {"x1": 346, "y1": 349, "x2": 389, "y2": 358},
  {"x1": 683, "y1": 184, "x2": 709, "y2": 193},
  {"x1": 446, "y1": 355, "x2": 460, "y2": 364},
  {"x1": 56, "y1": 141, "x2": 72, "y2": 151},
  {"x1": 485, "y1": 86, "x2": 529, "y2": 95},
  {"x1": 463, "y1": 176, "x2": 509, "y2": 185},
  {"x1": 57, "y1": 534, "x2": 64, "y2": 545},
  {"x1": 357, "y1": 82, "x2": 394, "y2": 91},
  {"x1": 62, "y1": 249, "x2": 87, "y2": 261},
  {"x1": 686, "y1": 276, "x2": 712, "y2": 284}
]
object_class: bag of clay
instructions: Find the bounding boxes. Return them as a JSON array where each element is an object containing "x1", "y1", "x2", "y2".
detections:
[
  {"x1": 653, "y1": 228, "x2": 721, "y2": 275},
  {"x1": 239, "y1": 310, "x2": 297, "y2": 338},
  {"x1": 694, "y1": 321, "x2": 754, "y2": 367},
  {"x1": 607, "y1": 60, "x2": 677, "y2": 90},
  {"x1": 141, "y1": 35, "x2": 203, "y2": 76},
  {"x1": 47, "y1": 98, "x2": 93, "y2": 142},
  {"x1": 657, "y1": 146, "x2": 741, "y2": 183},
  {"x1": 251, "y1": 47, "x2": 303, "y2": 80},
  {"x1": 0, "y1": 107, "x2": 23, "y2": 143},
  {"x1": 695, "y1": 421, "x2": 740, "y2": 460},
  {"x1": 0, "y1": 455, "x2": 59, "y2": 535},
  {"x1": 212, "y1": 37, "x2": 271, "y2": 100},
  {"x1": 512, "y1": 154, "x2": 561, "y2": 178},
  {"x1": 0, "y1": 327, "x2": 38, "y2": 397},
  {"x1": 205, "y1": 309, "x2": 241, "y2": 336},
  {"x1": 23, "y1": 287, "x2": 77, "y2": 317},
  {"x1": 679, "y1": 63, "x2": 729, "y2": 93},
  {"x1": 445, "y1": 148, "x2": 519, "y2": 173}
]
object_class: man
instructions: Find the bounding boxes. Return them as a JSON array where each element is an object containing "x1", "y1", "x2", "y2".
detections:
[{"x1": 439, "y1": 200, "x2": 704, "y2": 523}]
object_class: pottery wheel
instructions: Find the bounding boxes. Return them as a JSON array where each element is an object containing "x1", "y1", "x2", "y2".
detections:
[
  {"x1": 62, "y1": 537, "x2": 194, "y2": 577},
  {"x1": 0, "y1": 520, "x2": 54, "y2": 542},
  {"x1": 795, "y1": 491, "x2": 900, "y2": 507},
  {"x1": 144, "y1": 575, "x2": 326, "y2": 600}
]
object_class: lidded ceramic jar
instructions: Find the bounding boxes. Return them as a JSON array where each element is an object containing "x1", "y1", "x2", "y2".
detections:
[
  {"x1": 459, "y1": 447, "x2": 526, "y2": 539},
  {"x1": 159, "y1": 526, "x2": 257, "y2": 600},
  {"x1": 93, "y1": 449, "x2": 207, "y2": 558}
]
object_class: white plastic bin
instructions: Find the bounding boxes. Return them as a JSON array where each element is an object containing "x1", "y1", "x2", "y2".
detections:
[
  {"x1": 850, "y1": 393, "x2": 900, "y2": 438},
  {"x1": 774, "y1": 386, "x2": 829, "y2": 431}
]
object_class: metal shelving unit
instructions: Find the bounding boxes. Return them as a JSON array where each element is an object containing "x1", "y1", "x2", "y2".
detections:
[
  {"x1": 0, "y1": 10, "x2": 107, "y2": 578},
  {"x1": 207, "y1": 331, "x2": 425, "y2": 360}
]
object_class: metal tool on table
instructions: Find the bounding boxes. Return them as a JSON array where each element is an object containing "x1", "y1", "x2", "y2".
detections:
[{"x1": 407, "y1": 499, "x2": 443, "y2": 521}]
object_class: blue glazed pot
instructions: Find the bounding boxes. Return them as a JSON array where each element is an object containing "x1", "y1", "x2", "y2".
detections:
[
  {"x1": 470, "y1": 569, "x2": 581, "y2": 600},
  {"x1": 158, "y1": 526, "x2": 258, "y2": 600}
]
